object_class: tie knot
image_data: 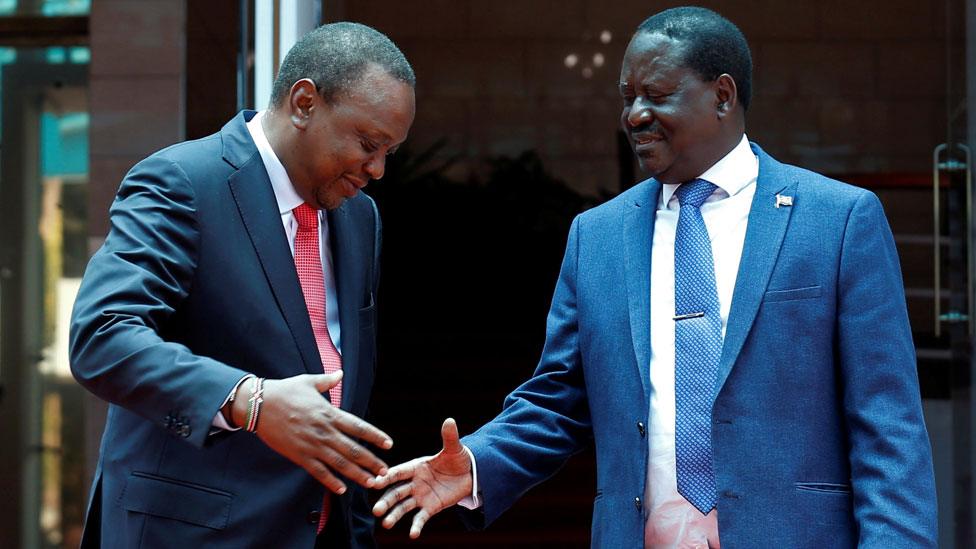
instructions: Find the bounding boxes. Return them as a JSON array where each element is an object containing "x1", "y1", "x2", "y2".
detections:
[
  {"x1": 675, "y1": 179, "x2": 717, "y2": 208},
  {"x1": 294, "y1": 203, "x2": 319, "y2": 231}
]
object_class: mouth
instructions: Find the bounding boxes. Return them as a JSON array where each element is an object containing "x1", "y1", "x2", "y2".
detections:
[
  {"x1": 632, "y1": 133, "x2": 664, "y2": 154},
  {"x1": 341, "y1": 175, "x2": 367, "y2": 196}
]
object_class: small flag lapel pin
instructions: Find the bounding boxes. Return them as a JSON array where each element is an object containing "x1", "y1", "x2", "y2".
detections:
[{"x1": 775, "y1": 194, "x2": 793, "y2": 208}]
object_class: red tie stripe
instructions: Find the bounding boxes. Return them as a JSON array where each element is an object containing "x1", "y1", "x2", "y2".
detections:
[{"x1": 293, "y1": 203, "x2": 342, "y2": 534}]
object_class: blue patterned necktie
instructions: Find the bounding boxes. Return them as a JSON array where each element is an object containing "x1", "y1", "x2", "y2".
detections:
[{"x1": 673, "y1": 178, "x2": 721, "y2": 515}]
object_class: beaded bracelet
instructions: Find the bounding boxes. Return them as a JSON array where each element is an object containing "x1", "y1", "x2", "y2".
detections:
[{"x1": 245, "y1": 377, "x2": 265, "y2": 433}]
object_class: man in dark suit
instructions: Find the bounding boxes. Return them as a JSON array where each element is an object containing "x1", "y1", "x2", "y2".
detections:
[
  {"x1": 69, "y1": 22, "x2": 414, "y2": 548},
  {"x1": 372, "y1": 7, "x2": 937, "y2": 547}
]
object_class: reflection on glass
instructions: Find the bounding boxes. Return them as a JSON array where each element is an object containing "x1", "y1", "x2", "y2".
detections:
[
  {"x1": 1, "y1": 44, "x2": 90, "y2": 547},
  {"x1": 42, "y1": 0, "x2": 90, "y2": 16},
  {"x1": 0, "y1": 0, "x2": 90, "y2": 16},
  {"x1": 45, "y1": 47, "x2": 88, "y2": 65},
  {"x1": 38, "y1": 107, "x2": 88, "y2": 548}
]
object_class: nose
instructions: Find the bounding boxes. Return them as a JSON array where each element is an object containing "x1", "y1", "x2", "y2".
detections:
[
  {"x1": 625, "y1": 97, "x2": 651, "y2": 129},
  {"x1": 364, "y1": 154, "x2": 386, "y2": 181}
]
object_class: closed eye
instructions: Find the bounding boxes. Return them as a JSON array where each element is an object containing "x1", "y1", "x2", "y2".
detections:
[
  {"x1": 644, "y1": 89, "x2": 671, "y2": 104},
  {"x1": 360, "y1": 137, "x2": 379, "y2": 153}
]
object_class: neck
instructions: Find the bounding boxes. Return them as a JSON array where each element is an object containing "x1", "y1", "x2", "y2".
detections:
[{"x1": 260, "y1": 109, "x2": 289, "y2": 162}]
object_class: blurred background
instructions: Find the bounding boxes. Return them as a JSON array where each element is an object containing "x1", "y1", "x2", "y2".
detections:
[{"x1": 0, "y1": 0, "x2": 973, "y2": 547}]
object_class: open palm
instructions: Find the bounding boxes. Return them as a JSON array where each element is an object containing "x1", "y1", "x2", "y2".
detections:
[{"x1": 372, "y1": 418, "x2": 473, "y2": 538}]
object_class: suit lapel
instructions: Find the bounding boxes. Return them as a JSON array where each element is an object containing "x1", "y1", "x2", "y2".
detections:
[
  {"x1": 624, "y1": 179, "x2": 661, "y2": 405},
  {"x1": 715, "y1": 144, "x2": 796, "y2": 398},
  {"x1": 328, "y1": 204, "x2": 364, "y2": 411},
  {"x1": 224, "y1": 112, "x2": 324, "y2": 376}
]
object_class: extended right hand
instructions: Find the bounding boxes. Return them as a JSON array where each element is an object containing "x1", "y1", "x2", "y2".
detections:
[
  {"x1": 229, "y1": 372, "x2": 393, "y2": 495},
  {"x1": 371, "y1": 418, "x2": 474, "y2": 539}
]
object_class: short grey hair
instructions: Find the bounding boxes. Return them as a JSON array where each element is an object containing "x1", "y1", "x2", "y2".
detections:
[{"x1": 269, "y1": 22, "x2": 415, "y2": 108}]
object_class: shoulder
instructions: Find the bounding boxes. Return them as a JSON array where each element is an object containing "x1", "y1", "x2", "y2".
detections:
[
  {"x1": 572, "y1": 179, "x2": 653, "y2": 231},
  {"x1": 346, "y1": 192, "x2": 380, "y2": 225},
  {"x1": 154, "y1": 133, "x2": 227, "y2": 178},
  {"x1": 758, "y1": 145, "x2": 874, "y2": 210},
  {"x1": 120, "y1": 133, "x2": 226, "y2": 189}
]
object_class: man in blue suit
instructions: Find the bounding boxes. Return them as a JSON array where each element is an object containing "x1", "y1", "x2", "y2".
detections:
[
  {"x1": 69, "y1": 23, "x2": 414, "y2": 548},
  {"x1": 372, "y1": 7, "x2": 937, "y2": 547}
]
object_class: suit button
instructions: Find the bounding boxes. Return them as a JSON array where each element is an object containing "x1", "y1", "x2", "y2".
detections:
[
  {"x1": 634, "y1": 497, "x2": 642, "y2": 511},
  {"x1": 306, "y1": 510, "x2": 320, "y2": 525},
  {"x1": 637, "y1": 422, "x2": 645, "y2": 437},
  {"x1": 179, "y1": 424, "x2": 191, "y2": 438}
]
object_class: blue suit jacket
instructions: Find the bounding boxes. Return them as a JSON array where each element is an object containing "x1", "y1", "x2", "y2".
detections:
[
  {"x1": 462, "y1": 144, "x2": 937, "y2": 547},
  {"x1": 70, "y1": 111, "x2": 381, "y2": 548}
]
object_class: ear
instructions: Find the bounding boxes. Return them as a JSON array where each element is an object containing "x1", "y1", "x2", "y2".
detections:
[
  {"x1": 288, "y1": 78, "x2": 319, "y2": 130},
  {"x1": 714, "y1": 74, "x2": 738, "y2": 119}
]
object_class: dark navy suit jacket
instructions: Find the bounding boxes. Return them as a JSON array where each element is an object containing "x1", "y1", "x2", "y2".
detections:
[
  {"x1": 462, "y1": 144, "x2": 938, "y2": 547},
  {"x1": 70, "y1": 111, "x2": 381, "y2": 548}
]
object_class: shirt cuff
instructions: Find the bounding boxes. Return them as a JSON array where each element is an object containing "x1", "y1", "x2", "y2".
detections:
[
  {"x1": 210, "y1": 374, "x2": 254, "y2": 433},
  {"x1": 456, "y1": 445, "x2": 482, "y2": 509}
]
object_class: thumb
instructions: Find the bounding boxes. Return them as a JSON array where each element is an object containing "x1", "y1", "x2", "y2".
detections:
[
  {"x1": 440, "y1": 417, "x2": 463, "y2": 454},
  {"x1": 312, "y1": 371, "x2": 343, "y2": 393}
]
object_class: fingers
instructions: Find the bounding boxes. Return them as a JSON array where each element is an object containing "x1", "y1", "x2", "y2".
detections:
[
  {"x1": 379, "y1": 495, "x2": 418, "y2": 529},
  {"x1": 317, "y1": 439, "x2": 384, "y2": 489},
  {"x1": 372, "y1": 458, "x2": 423, "y2": 490},
  {"x1": 332, "y1": 408, "x2": 393, "y2": 451},
  {"x1": 372, "y1": 478, "x2": 415, "y2": 515},
  {"x1": 311, "y1": 371, "x2": 343, "y2": 392},
  {"x1": 410, "y1": 509, "x2": 431, "y2": 539},
  {"x1": 305, "y1": 458, "x2": 347, "y2": 496},
  {"x1": 440, "y1": 418, "x2": 463, "y2": 454},
  {"x1": 258, "y1": 375, "x2": 397, "y2": 492}
]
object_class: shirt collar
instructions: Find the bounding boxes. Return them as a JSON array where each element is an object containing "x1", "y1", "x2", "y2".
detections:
[
  {"x1": 245, "y1": 110, "x2": 305, "y2": 215},
  {"x1": 660, "y1": 134, "x2": 757, "y2": 207}
]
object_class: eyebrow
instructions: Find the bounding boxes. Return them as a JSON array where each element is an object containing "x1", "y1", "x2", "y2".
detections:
[{"x1": 360, "y1": 127, "x2": 393, "y2": 145}]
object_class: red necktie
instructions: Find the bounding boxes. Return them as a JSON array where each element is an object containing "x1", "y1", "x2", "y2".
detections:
[{"x1": 293, "y1": 203, "x2": 342, "y2": 534}]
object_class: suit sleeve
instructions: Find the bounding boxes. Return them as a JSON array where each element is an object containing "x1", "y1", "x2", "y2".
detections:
[
  {"x1": 837, "y1": 191, "x2": 938, "y2": 546},
  {"x1": 460, "y1": 215, "x2": 592, "y2": 527},
  {"x1": 69, "y1": 155, "x2": 248, "y2": 449}
]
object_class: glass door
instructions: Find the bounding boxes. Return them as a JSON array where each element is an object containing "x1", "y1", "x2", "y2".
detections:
[
  {"x1": 926, "y1": 0, "x2": 976, "y2": 546},
  {"x1": 0, "y1": 47, "x2": 90, "y2": 549}
]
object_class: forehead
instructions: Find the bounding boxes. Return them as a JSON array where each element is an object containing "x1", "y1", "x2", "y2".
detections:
[
  {"x1": 620, "y1": 32, "x2": 692, "y2": 83},
  {"x1": 331, "y1": 64, "x2": 415, "y2": 141},
  {"x1": 332, "y1": 65, "x2": 414, "y2": 112}
]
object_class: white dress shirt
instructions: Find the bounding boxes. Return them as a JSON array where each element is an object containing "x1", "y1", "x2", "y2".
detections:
[
  {"x1": 211, "y1": 111, "x2": 342, "y2": 430},
  {"x1": 461, "y1": 137, "x2": 758, "y2": 536},
  {"x1": 245, "y1": 110, "x2": 342, "y2": 352},
  {"x1": 645, "y1": 135, "x2": 757, "y2": 548}
]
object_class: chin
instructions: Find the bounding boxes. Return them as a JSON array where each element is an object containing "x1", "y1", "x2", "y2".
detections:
[
  {"x1": 637, "y1": 157, "x2": 677, "y2": 183},
  {"x1": 637, "y1": 159, "x2": 663, "y2": 177},
  {"x1": 316, "y1": 194, "x2": 344, "y2": 211}
]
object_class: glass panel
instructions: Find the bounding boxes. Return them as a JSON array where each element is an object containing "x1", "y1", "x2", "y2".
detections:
[
  {"x1": 0, "y1": 44, "x2": 89, "y2": 548},
  {"x1": 37, "y1": 101, "x2": 89, "y2": 549},
  {"x1": 0, "y1": 0, "x2": 90, "y2": 16}
]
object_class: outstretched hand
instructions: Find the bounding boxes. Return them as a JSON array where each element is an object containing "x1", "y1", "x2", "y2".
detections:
[
  {"x1": 372, "y1": 418, "x2": 473, "y2": 538},
  {"x1": 229, "y1": 372, "x2": 394, "y2": 495}
]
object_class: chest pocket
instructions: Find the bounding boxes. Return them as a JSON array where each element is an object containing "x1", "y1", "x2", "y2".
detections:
[{"x1": 763, "y1": 285, "x2": 821, "y2": 303}]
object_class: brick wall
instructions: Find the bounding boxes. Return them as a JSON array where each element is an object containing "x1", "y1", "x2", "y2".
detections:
[{"x1": 89, "y1": 0, "x2": 185, "y2": 242}]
